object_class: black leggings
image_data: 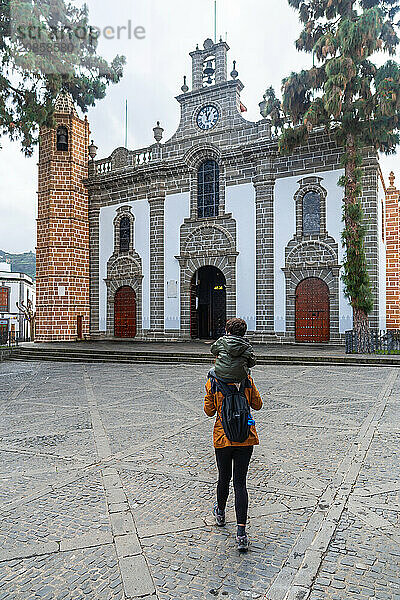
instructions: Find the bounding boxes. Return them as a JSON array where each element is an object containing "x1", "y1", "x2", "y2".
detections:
[{"x1": 215, "y1": 446, "x2": 254, "y2": 525}]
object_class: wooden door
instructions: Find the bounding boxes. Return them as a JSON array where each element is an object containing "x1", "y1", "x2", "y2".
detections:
[
  {"x1": 295, "y1": 278, "x2": 330, "y2": 342},
  {"x1": 190, "y1": 275, "x2": 198, "y2": 339},
  {"x1": 212, "y1": 284, "x2": 226, "y2": 339},
  {"x1": 77, "y1": 316, "x2": 83, "y2": 340},
  {"x1": 0, "y1": 320, "x2": 8, "y2": 345},
  {"x1": 114, "y1": 287, "x2": 137, "y2": 338}
]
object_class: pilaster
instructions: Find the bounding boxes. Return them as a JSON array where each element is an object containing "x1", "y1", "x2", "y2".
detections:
[
  {"x1": 253, "y1": 169, "x2": 275, "y2": 333},
  {"x1": 385, "y1": 173, "x2": 400, "y2": 329},
  {"x1": 148, "y1": 180, "x2": 166, "y2": 332},
  {"x1": 89, "y1": 200, "x2": 101, "y2": 335},
  {"x1": 361, "y1": 161, "x2": 380, "y2": 329}
]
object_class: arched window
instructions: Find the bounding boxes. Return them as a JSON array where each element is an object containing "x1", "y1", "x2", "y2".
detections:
[
  {"x1": 119, "y1": 217, "x2": 131, "y2": 253},
  {"x1": 56, "y1": 126, "x2": 68, "y2": 151},
  {"x1": 198, "y1": 160, "x2": 220, "y2": 218},
  {"x1": 303, "y1": 191, "x2": 321, "y2": 234}
]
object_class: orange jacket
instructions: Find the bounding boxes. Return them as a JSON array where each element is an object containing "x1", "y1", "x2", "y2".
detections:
[{"x1": 204, "y1": 376, "x2": 263, "y2": 448}]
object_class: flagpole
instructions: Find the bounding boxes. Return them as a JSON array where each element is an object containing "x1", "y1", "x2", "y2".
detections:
[
  {"x1": 214, "y1": 0, "x2": 217, "y2": 42},
  {"x1": 125, "y1": 100, "x2": 128, "y2": 148}
]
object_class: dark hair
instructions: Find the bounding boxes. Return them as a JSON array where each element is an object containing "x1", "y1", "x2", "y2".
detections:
[{"x1": 226, "y1": 318, "x2": 247, "y2": 337}]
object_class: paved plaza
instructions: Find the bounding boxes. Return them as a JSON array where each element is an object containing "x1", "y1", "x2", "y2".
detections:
[{"x1": 0, "y1": 360, "x2": 399, "y2": 600}]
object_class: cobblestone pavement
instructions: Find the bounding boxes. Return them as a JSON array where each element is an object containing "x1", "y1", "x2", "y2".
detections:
[{"x1": 0, "y1": 361, "x2": 399, "y2": 599}]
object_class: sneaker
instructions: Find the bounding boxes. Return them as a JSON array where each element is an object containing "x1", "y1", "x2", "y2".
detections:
[
  {"x1": 236, "y1": 534, "x2": 249, "y2": 552},
  {"x1": 213, "y1": 505, "x2": 226, "y2": 527}
]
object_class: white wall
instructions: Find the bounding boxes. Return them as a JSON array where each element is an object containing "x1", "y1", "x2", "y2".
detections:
[
  {"x1": 99, "y1": 200, "x2": 150, "y2": 332},
  {"x1": 274, "y1": 169, "x2": 353, "y2": 333},
  {"x1": 0, "y1": 279, "x2": 24, "y2": 332},
  {"x1": 164, "y1": 192, "x2": 190, "y2": 330},
  {"x1": 274, "y1": 177, "x2": 296, "y2": 332},
  {"x1": 9, "y1": 281, "x2": 19, "y2": 314},
  {"x1": 225, "y1": 183, "x2": 256, "y2": 331},
  {"x1": 378, "y1": 176, "x2": 387, "y2": 330}
]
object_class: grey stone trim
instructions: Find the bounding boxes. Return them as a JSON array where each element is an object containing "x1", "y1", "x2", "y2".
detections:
[
  {"x1": 254, "y1": 174, "x2": 275, "y2": 333},
  {"x1": 105, "y1": 275, "x2": 143, "y2": 337},
  {"x1": 105, "y1": 207, "x2": 143, "y2": 338},
  {"x1": 113, "y1": 205, "x2": 135, "y2": 253},
  {"x1": 283, "y1": 175, "x2": 341, "y2": 341},
  {"x1": 181, "y1": 221, "x2": 236, "y2": 256},
  {"x1": 148, "y1": 184, "x2": 165, "y2": 332},
  {"x1": 177, "y1": 143, "x2": 238, "y2": 338},
  {"x1": 111, "y1": 147, "x2": 131, "y2": 170},
  {"x1": 294, "y1": 177, "x2": 328, "y2": 238},
  {"x1": 284, "y1": 269, "x2": 340, "y2": 340},
  {"x1": 178, "y1": 254, "x2": 237, "y2": 338},
  {"x1": 89, "y1": 202, "x2": 100, "y2": 335},
  {"x1": 183, "y1": 143, "x2": 226, "y2": 219},
  {"x1": 177, "y1": 215, "x2": 238, "y2": 326},
  {"x1": 286, "y1": 239, "x2": 338, "y2": 269},
  {"x1": 361, "y1": 163, "x2": 380, "y2": 329}
]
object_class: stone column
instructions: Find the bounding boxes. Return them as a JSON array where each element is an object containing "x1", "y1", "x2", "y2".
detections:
[
  {"x1": 253, "y1": 173, "x2": 275, "y2": 333},
  {"x1": 361, "y1": 160, "x2": 380, "y2": 329},
  {"x1": 385, "y1": 173, "x2": 400, "y2": 329},
  {"x1": 214, "y1": 42, "x2": 229, "y2": 84},
  {"x1": 189, "y1": 49, "x2": 204, "y2": 90},
  {"x1": 89, "y1": 201, "x2": 100, "y2": 335},
  {"x1": 148, "y1": 181, "x2": 166, "y2": 333}
]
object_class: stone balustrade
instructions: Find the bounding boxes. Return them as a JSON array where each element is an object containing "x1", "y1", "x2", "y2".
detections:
[{"x1": 92, "y1": 146, "x2": 154, "y2": 176}]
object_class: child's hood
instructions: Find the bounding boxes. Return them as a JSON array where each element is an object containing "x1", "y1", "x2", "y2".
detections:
[{"x1": 220, "y1": 335, "x2": 252, "y2": 357}]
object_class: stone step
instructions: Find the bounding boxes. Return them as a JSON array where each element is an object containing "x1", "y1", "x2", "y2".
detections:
[
  {"x1": 11, "y1": 352, "x2": 211, "y2": 364},
  {"x1": 9, "y1": 347, "x2": 400, "y2": 367}
]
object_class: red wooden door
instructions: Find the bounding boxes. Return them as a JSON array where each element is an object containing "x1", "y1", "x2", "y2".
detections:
[
  {"x1": 295, "y1": 278, "x2": 330, "y2": 342},
  {"x1": 114, "y1": 287, "x2": 137, "y2": 338},
  {"x1": 0, "y1": 320, "x2": 8, "y2": 345}
]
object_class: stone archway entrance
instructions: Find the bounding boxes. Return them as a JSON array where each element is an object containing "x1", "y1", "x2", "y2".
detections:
[
  {"x1": 295, "y1": 278, "x2": 330, "y2": 342},
  {"x1": 114, "y1": 286, "x2": 137, "y2": 338},
  {"x1": 190, "y1": 266, "x2": 226, "y2": 339}
]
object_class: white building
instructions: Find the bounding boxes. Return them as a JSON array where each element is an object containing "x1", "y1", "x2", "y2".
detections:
[{"x1": 0, "y1": 262, "x2": 36, "y2": 343}]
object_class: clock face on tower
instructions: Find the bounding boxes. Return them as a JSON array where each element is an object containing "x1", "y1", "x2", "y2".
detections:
[{"x1": 196, "y1": 105, "x2": 219, "y2": 130}]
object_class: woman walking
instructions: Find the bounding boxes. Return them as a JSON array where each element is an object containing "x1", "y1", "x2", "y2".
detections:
[{"x1": 204, "y1": 318, "x2": 263, "y2": 552}]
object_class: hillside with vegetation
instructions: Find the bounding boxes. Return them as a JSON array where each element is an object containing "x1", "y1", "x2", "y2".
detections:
[{"x1": 0, "y1": 250, "x2": 36, "y2": 279}]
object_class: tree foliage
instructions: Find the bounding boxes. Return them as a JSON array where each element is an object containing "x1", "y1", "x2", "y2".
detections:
[
  {"x1": 260, "y1": 86, "x2": 286, "y2": 133},
  {"x1": 262, "y1": 0, "x2": 400, "y2": 342},
  {"x1": 0, "y1": 0, "x2": 125, "y2": 155}
]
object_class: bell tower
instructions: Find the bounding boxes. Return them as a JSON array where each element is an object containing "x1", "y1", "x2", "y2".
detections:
[
  {"x1": 36, "y1": 92, "x2": 90, "y2": 342},
  {"x1": 190, "y1": 38, "x2": 229, "y2": 89}
]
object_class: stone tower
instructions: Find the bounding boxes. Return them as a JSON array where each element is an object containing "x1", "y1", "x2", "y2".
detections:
[{"x1": 36, "y1": 92, "x2": 90, "y2": 342}]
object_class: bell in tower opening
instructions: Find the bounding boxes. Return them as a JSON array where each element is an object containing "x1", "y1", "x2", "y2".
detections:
[
  {"x1": 56, "y1": 125, "x2": 68, "y2": 151},
  {"x1": 203, "y1": 56, "x2": 216, "y2": 86},
  {"x1": 190, "y1": 38, "x2": 229, "y2": 90}
]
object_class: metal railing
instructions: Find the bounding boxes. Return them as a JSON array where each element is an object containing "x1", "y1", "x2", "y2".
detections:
[
  {"x1": 345, "y1": 329, "x2": 400, "y2": 354},
  {"x1": 0, "y1": 332, "x2": 20, "y2": 348},
  {"x1": 0, "y1": 332, "x2": 19, "y2": 362}
]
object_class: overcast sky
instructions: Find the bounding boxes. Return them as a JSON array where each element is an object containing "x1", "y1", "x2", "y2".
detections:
[{"x1": 0, "y1": 0, "x2": 398, "y2": 253}]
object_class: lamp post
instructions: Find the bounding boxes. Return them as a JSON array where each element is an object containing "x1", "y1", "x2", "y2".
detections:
[
  {"x1": 88, "y1": 139, "x2": 98, "y2": 160},
  {"x1": 153, "y1": 122, "x2": 164, "y2": 144}
]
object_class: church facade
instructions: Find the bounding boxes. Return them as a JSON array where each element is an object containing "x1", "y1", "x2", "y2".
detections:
[{"x1": 36, "y1": 39, "x2": 387, "y2": 343}]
